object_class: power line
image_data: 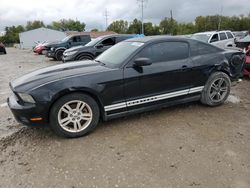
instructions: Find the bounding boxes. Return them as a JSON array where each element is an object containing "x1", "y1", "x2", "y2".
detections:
[{"x1": 137, "y1": 0, "x2": 147, "y2": 35}]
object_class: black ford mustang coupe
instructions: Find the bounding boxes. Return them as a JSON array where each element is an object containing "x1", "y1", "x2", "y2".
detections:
[{"x1": 8, "y1": 36, "x2": 245, "y2": 138}]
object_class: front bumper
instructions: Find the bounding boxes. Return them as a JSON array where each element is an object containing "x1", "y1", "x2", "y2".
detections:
[
  {"x1": 7, "y1": 94, "x2": 49, "y2": 126},
  {"x1": 46, "y1": 51, "x2": 56, "y2": 58},
  {"x1": 62, "y1": 55, "x2": 75, "y2": 63}
]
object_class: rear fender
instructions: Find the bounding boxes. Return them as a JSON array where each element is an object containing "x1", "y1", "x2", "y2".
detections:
[{"x1": 222, "y1": 50, "x2": 245, "y2": 79}]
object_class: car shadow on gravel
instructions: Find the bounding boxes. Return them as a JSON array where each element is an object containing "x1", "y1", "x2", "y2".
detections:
[{"x1": 0, "y1": 101, "x2": 213, "y2": 149}]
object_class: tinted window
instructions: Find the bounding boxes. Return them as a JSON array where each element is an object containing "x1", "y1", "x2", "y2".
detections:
[
  {"x1": 226, "y1": 32, "x2": 234, "y2": 39},
  {"x1": 72, "y1": 36, "x2": 81, "y2": 42},
  {"x1": 219, "y1": 33, "x2": 227, "y2": 40},
  {"x1": 80, "y1": 35, "x2": 90, "y2": 42},
  {"x1": 190, "y1": 40, "x2": 221, "y2": 56},
  {"x1": 210, "y1": 34, "x2": 219, "y2": 43},
  {"x1": 101, "y1": 38, "x2": 115, "y2": 46},
  {"x1": 137, "y1": 42, "x2": 189, "y2": 63}
]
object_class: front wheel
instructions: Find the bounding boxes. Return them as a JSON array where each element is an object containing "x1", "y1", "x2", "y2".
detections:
[
  {"x1": 50, "y1": 93, "x2": 100, "y2": 138},
  {"x1": 77, "y1": 54, "x2": 93, "y2": 61},
  {"x1": 55, "y1": 50, "x2": 64, "y2": 61},
  {"x1": 201, "y1": 72, "x2": 231, "y2": 106}
]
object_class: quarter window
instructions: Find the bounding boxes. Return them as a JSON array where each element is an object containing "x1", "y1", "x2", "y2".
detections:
[
  {"x1": 226, "y1": 32, "x2": 234, "y2": 39},
  {"x1": 190, "y1": 40, "x2": 221, "y2": 56},
  {"x1": 219, "y1": 33, "x2": 227, "y2": 40},
  {"x1": 80, "y1": 36, "x2": 90, "y2": 42},
  {"x1": 136, "y1": 42, "x2": 189, "y2": 63}
]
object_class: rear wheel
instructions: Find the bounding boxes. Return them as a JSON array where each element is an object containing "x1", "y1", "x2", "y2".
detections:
[
  {"x1": 201, "y1": 72, "x2": 231, "y2": 106},
  {"x1": 55, "y1": 50, "x2": 64, "y2": 61},
  {"x1": 50, "y1": 93, "x2": 100, "y2": 138},
  {"x1": 77, "y1": 54, "x2": 93, "y2": 61}
]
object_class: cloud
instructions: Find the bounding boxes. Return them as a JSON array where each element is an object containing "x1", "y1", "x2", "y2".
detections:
[{"x1": 0, "y1": 0, "x2": 249, "y2": 31}]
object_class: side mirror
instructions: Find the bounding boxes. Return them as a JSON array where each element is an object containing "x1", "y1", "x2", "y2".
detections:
[
  {"x1": 96, "y1": 44, "x2": 104, "y2": 49},
  {"x1": 134, "y1": 58, "x2": 152, "y2": 67}
]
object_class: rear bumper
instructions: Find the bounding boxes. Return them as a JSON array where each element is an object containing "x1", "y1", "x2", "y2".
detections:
[
  {"x1": 243, "y1": 58, "x2": 250, "y2": 76},
  {"x1": 7, "y1": 95, "x2": 49, "y2": 126}
]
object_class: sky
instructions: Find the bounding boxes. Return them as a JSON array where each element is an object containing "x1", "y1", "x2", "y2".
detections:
[{"x1": 0, "y1": 0, "x2": 249, "y2": 31}]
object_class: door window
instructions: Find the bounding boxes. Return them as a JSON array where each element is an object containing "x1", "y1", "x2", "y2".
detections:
[
  {"x1": 101, "y1": 38, "x2": 115, "y2": 46},
  {"x1": 219, "y1": 33, "x2": 227, "y2": 40},
  {"x1": 72, "y1": 36, "x2": 81, "y2": 43},
  {"x1": 136, "y1": 42, "x2": 189, "y2": 63},
  {"x1": 210, "y1": 34, "x2": 219, "y2": 43}
]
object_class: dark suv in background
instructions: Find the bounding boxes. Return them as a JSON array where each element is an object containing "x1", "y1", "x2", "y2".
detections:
[
  {"x1": 45, "y1": 34, "x2": 91, "y2": 61},
  {"x1": 0, "y1": 42, "x2": 6, "y2": 54},
  {"x1": 62, "y1": 34, "x2": 136, "y2": 62}
]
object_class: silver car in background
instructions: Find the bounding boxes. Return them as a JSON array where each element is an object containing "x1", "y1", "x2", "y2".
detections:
[{"x1": 191, "y1": 30, "x2": 235, "y2": 49}]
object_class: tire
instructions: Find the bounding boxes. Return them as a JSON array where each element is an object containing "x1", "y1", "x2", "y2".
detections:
[
  {"x1": 55, "y1": 50, "x2": 64, "y2": 61},
  {"x1": 77, "y1": 54, "x2": 93, "y2": 61},
  {"x1": 201, "y1": 72, "x2": 231, "y2": 106},
  {"x1": 50, "y1": 93, "x2": 100, "y2": 138},
  {"x1": 4, "y1": 49, "x2": 6, "y2": 54}
]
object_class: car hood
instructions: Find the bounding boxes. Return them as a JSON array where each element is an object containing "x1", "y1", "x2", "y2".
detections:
[
  {"x1": 11, "y1": 60, "x2": 112, "y2": 92},
  {"x1": 46, "y1": 41, "x2": 65, "y2": 48},
  {"x1": 65, "y1": 45, "x2": 92, "y2": 53}
]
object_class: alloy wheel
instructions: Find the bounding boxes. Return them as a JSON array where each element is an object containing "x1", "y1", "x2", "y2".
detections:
[
  {"x1": 58, "y1": 100, "x2": 93, "y2": 133},
  {"x1": 209, "y1": 78, "x2": 229, "y2": 103}
]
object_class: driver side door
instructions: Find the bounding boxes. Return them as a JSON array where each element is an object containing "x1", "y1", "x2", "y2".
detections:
[
  {"x1": 123, "y1": 41, "x2": 195, "y2": 111},
  {"x1": 95, "y1": 37, "x2": 115, "y2": 56}
]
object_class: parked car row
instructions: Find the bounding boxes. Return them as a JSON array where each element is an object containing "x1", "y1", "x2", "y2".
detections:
[
  {"x1": 9, "y1": 35, "x2": 246, "y2": 138},
  {"x1": 33, "y1": 34, "x2": 138, "y2": 62}
]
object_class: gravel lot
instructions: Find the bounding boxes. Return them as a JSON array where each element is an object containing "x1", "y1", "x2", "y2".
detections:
[{"x1": 0, "y1": 48, "x2": 250, "y2": 188}]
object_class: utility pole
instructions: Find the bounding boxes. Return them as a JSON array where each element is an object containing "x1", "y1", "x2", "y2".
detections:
[
  {"x1": 137, "y1": 0, "x2": 147, "y2": 35},
  {"x1": 104, "y1": 8, "x2": 109, "y2": 30},
  {"x1": 170, "y1": 9, "x2": 173, "y2": 35},
  {"x1": 218, "y1": 6, "x2": 223, "y2": 30}
]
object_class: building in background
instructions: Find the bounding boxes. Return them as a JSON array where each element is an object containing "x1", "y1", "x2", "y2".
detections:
[{"x1": 19, "y1": 27, "x2": 66, "y2": 49}]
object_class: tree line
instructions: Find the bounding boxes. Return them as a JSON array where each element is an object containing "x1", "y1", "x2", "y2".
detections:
[
  {"x1": 1, "y1": 14, "x2": 250, "y2": 44},
  {"x1": 108, "y1": 14, "x2": 250, "y2": 35}
]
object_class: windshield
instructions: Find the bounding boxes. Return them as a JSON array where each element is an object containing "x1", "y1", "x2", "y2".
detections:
[
  {"x1": 96, "y1": 41, "x2": 144, "y2": 68},
  {"x1": 61, "y1": 36, "x2": 71, "y2": 42},
  {"x1": 85, "y1": 37, "x2": 103, "y2": 46},
  {"x1": 191, "y1": 34, "x2": 211, "y2": 43}
]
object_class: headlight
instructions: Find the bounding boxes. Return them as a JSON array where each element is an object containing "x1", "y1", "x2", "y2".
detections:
[
  {"x1": 51, "y1": 47, "x2": 54, "y2": 51},
  {"x1": 64, "y1": 51, "x2": 77, "y2": 56},
  {"x1": 18, "y1": 93, "x2": 35, "y2": 103}
]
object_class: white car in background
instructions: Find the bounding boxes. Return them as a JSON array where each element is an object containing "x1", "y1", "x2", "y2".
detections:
[{"x1": 191, "y1": 30, "x2": 235, "y2": 49}]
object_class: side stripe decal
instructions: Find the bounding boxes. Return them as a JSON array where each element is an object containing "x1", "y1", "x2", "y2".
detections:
[{"x1": 104, "y1": 86, "x2": 204, "y2": 112}]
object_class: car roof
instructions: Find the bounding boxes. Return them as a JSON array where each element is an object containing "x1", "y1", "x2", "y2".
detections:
[
  {"x1": 98, "y1": 34, "x2": 136, "y2": 38},
  {"x1": 193, "y1": 30, "x2": 232, "y2": 35},
  {"x1": 126, "y1": 35, "x2": 192, "y2": 44}
]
